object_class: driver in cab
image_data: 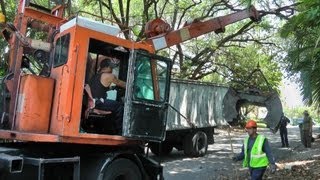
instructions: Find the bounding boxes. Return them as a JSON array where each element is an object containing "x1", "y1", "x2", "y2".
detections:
[{"x1": 89, "y1": 58, "x2": 126, "y2": 135}]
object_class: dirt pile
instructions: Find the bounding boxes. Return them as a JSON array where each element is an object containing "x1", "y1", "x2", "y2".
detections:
[
  {"x1": 214, "y1": 160, "x2": 320, "y2": 180},
  {"x1": 265, "y1": 137, "x2": 320, "y2": 180},
  {"x1": 265, "y1": 159, "x2": 320, "y2": 179}
]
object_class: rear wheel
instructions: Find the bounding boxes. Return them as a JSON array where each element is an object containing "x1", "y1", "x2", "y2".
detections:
[
  {"x1": 149, "y1": 142, "x2": 173, "y2": 156},
  {"x1": 103, "y1": 158, "x2": 142, "y2": 180},
  {"x1": 183, "y1": 131, "x2": 208, "y2": 157}
]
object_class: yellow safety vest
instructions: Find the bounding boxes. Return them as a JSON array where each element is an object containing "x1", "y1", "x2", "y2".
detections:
[{"x1": 243, "y1": 134, "x2": 269, "y2": 168}]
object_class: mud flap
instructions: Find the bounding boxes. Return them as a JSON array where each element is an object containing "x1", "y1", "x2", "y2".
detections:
[{"x1": 222, "y1": 87, "x2": 283, "y2": 132}]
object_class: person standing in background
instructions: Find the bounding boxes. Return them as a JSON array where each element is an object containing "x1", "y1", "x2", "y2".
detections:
[
  {"x1": 302, "y1": 110, "x2": 312, "y2": 148},
  {"x1": 279, "y1": 114, "x2": 290, "y2": 147}
]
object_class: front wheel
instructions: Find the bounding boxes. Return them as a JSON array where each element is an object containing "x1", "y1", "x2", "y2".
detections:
[{"x1": 103, "y1": 158, "x2": 142, "y2": 180}]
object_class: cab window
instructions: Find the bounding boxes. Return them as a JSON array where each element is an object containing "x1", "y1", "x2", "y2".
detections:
[
  {"x1": 133, "y1": 55, "x2": 169, "y2": 102},
  {"x1": 53, "y1": 33, "x2": 70, "y2": 67}
]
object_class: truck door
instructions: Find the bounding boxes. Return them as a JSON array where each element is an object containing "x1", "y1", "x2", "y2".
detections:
[{"x1": 123, "y1": 51, "x2": 171, "y2": 141}]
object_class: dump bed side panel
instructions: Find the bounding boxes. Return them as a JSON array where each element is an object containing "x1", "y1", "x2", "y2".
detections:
[{"x1": 167, "y1": 79, "x2": 229, "y2": 130}]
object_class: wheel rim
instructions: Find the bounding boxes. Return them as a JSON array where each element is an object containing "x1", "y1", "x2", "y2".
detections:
[
  {"x1": 184, "y1": 131, "x2": 208, "y2": 157},
  {"x1": 194, "y1": 132, "x2": 207, "y2": 156}
]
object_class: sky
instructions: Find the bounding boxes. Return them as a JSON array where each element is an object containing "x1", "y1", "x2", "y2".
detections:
[{"x1": 280, "y1": 78, "x2": 304, "y2": 108}]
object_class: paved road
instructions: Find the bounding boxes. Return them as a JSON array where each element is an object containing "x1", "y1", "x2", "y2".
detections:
[{"x1": 156, "y1": 126, "x2": 320, "y2": 180}]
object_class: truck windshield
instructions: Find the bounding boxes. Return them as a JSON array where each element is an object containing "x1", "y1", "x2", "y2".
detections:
[{"x1": 133, "y1": 54, "x2": 169, "y2": 102}]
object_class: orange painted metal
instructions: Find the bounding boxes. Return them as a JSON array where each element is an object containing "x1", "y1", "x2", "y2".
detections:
[
  {"x1": 144, "y1": 18, "x2": 171, "y2": 37},
  {"x1": 3, "y1": 6, "x2": 154, "y2": 146},
  {"x1": 15, "y1": 74, "x2": 54, "y2": 133},
  {"x1": 7, "y1": 3, "x2": 65, "y2": 131},
  {"x1": 8, "y1": 14, "x2": 28, "y2": 127},
  {"x1": 60, "y1": 133, "x2": 141, "y2": 146},
  {"x1": 49, "y1": 25, "x2": 154, "y2": 139},
  {"x1": 144, "y1": 6, "x2": 260, "y2": 51},
  {"x1": 24, "y1": 7, "x2": 66, "y2": 26},
  {"x1": 0, "y1": 130, "x2": 139, "y2": 146},
  {"x1": 51, "y1": 5, "x2": 65, "y2": 18},
  {"x1": 151, "y1": 60, "x2": 160, "y2": 101},
  {"x1": 0, "y1": 130, "x2": 59, "y2": 142}
]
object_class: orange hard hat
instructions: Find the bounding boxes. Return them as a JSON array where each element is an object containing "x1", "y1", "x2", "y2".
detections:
[{"x1": 245, "y1": 120, "x2": 257, "y2": 128}]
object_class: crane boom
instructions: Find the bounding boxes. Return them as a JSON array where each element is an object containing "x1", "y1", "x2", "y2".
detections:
[{"x1": 144, "y1": 5, "x2": 260, "y2": 51}]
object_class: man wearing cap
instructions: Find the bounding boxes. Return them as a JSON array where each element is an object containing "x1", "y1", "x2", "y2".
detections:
[
  {"x1": 302, "y1": 110, "x2": 312, "y2": 148},
  {"x1": 89, "y1": 58, "x2": 126, "y2": 135},
  {"x1": 232, "y1": 120, "x2": 277, "y2": 180},
  {"x1": 279, "y1": 114, "x2": 290, "y2": 147}
]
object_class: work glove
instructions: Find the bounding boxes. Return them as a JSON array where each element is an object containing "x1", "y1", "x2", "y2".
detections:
[{"x1": 270, "y1": 164, "x2": 277, "y2": 174}]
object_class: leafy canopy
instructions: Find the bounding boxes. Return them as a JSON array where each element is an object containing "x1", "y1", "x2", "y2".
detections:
[{"x1": 280, "y1": 0, "x2": 320, "y2": 108}]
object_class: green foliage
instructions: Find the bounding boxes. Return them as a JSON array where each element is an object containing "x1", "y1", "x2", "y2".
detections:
[
  {"x1": 280, "y1": 0, "x2": 320, "y2": 108},
  {"x1": 283, "y1": 105, "x2": 320, "y2": 124},
  {"x1": 231, "y1": 45, "x2": 282, "y2": 91},
  {"x1": 173, "y1": 40, "x2": 282, "y2": 91},
  {"x1": 0, "y1": 0, "x2": 17, "y2": 76}
]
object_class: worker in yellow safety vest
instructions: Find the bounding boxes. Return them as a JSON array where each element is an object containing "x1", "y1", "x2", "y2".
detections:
[{"x1": 232, "y1": 120, "x2": 277, "y2": 180}]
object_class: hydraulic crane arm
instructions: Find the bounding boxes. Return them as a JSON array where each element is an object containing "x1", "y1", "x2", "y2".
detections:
[{"x1": 144, "y1": 5, "x2": 260, "y2": 51}]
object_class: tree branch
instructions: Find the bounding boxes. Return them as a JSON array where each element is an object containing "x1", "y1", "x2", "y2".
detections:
[{"x1": 259, "y1": 3, "x2": 300, "y2": 20}]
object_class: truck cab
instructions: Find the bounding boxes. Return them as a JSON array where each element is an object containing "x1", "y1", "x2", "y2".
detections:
[
  {"x1": 50, "y1": 16, "x2": 172, "y2": 142},
  {"x1": 0, "y1": 14, "x2": 172, "y2": 145},
  {"x1": 0, "y1": 4, "x2": 171, "y2": 178}
]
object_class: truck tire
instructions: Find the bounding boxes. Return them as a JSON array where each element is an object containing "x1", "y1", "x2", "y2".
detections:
[
  {"x1": 183, "y1": 131, "x2": 208, "y2": 157},
  {"x1": 149, "y1": 142, "x2": 173, "y2": 156},
  {"x1": 103, "y1": 158, "x2": 142, "y2": 180}
]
